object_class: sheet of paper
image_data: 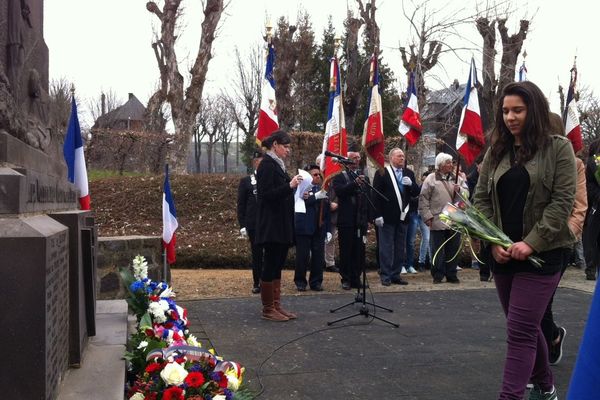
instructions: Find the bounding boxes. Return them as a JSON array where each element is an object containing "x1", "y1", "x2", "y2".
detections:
[{"x1": 294, "y1": 169, "x2": 313, "y2": 213}]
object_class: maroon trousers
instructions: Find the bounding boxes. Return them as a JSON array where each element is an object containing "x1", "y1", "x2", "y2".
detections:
[{"x1": 494, "y1": 271, "x2": 561, "y2": 400}]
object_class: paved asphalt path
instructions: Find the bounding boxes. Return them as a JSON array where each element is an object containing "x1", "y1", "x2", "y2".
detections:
[{"x1": 182, "y1": 287, "x2": 592, "y2": 399}]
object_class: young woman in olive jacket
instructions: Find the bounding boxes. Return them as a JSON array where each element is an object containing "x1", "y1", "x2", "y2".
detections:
[
  {"x1": 473, "y1": 81, "x2": 577, "y2": 400},
  {"x1": 255, "y1": 130, "x2": 303, "y2": 321}
]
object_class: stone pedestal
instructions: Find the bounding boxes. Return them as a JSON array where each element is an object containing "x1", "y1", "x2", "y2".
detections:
[
  {"x1": 0, "y1": 216, "x2": 70, "y2": 400},
  {"x1": 0, "y1": 133, "x2": 94, "y2": 399},
  {"x1": 49, "y1": 211, "x2": 97, "y2": 367}
]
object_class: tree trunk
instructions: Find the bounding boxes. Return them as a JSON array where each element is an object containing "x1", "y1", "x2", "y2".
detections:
[
  {"x1": 497, "y1": 19, "x2": 529, "y2": 95},
  {"x1": 476, "y1": 17, "x2": 497, "y2": 131},
  {"x1": 146, "y1": 0, "x2": 224, "y2": 174},
  {"x1": 207, "y1": 140, "x2": 213, "y2": 173},
  {"x1": 343, "y1": 14, "x2": 365, "y2": 136}
]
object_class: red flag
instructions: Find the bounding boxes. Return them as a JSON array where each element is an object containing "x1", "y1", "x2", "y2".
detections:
[
  {"x1": 456, "y1": 58, "x2": 485, "y2": 166},
  {"x1": 399, "y1": 71, "x2": 422, "y2": 146},
  {"x1": 256, "y1": 43, "x2": 278, "y2": 144},
  {"x1": 564, "y1": 60, "x2": 583, "y2": 153},
  {"x1": 362, "y1": 54, "x2": 385, "y2": 170},
  {"x1": 320, "y1": 56, "x2": 348, "y2": 190}
]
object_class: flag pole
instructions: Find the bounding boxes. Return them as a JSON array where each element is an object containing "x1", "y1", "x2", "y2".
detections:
[
  {"x1": 163, "y1": 163, "x2": 169, "y2": 283},
  {"x1": 163, "y1": 248, "x2": 168, "y2": 283}
]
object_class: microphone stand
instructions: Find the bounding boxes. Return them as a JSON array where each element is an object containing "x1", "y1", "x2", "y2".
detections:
[{"x1": 327, "y1": 162, "x2": 399, "y2": 328}]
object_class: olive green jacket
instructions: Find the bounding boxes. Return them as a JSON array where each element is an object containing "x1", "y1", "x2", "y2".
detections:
[{"x1": 473, "y1": 135, "x2": 577, "y2": 253}]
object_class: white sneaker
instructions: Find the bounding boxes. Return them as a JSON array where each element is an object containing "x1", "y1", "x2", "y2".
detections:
[
  {"x1": 407, "y1": 266, "x2": 418, "y2": 274},
  {"x1": 456, "y1": 266, "x2": 462, "y2": 271},
  {"x1": 401, "y1": 267, "x2": 407, "y2": 274}
]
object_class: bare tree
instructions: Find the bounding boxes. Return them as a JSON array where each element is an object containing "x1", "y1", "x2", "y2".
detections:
[
  {"x1": 342, "y1": 0, "x2": 379, "y2": 136},
  {"x1": 578, "y1": 87, "x2": 600, "y2": 145},
  {"x1": 399, "y1": 0, "x2": 467, "y2": 109},
  {"x1": 48, "y1": 78, "x2": 75, "y2": 136},
  {"x1": 222, "y1": 45, "x2": 262, "y2": 167},
  {"x1": 196, "y1": 96, "x2": 221, "y2": 173},
  {"x1": 216, "y1": 97, "x2": 235, "y2": 172},
  {"x1": 476, "y1": 12, "x2": 529, "y2": 129},
  {"x1": 146, "y1": 0, "x2": 224, "y2": 173},
  {"x1": 87, "y1": 90, "x2": 121, "y2": 124}
]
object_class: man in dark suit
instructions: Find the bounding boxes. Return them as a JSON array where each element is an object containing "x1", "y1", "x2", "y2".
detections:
[
  {"x1": 373, "y1": 148, "x2": 420, "y2": 286},
  {"x1": 294, "y1": 165, "x2": 331, "y2": 291},
  {"x1": 332, "y1": 151, "x2": 370, "y2": 290},
  {"x1": 237, "y1": 151, "x2": 264, "y2": 294}
]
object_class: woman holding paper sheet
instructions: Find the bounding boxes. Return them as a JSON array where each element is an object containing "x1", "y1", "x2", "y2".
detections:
[{"x1": 255, "y1": 130, "x2": 303, "y2": 322}]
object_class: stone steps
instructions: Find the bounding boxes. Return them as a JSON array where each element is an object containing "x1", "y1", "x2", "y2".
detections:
[{"x1": 57, "y1": 300, "x2": 128, "y2": 400}]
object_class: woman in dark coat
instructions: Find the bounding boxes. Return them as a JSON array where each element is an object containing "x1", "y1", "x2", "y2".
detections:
[{"x1": 256, "y1": 130, "x2": 303, "y2": 321}]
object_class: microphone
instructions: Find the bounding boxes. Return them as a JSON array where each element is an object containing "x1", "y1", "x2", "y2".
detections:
[{"x1": 324, "y1": 150, "x2": 354, "y2": 164}]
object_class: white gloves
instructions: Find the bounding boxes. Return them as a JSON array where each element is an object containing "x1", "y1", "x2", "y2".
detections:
[
  {"x1": 240, "y1": 227, "x2": 247, "y2": 237},
  {"x1": 315, "y1": 190, "x2": 328, "y2": 200},
  {"x1": 325, "y1": 232, "x2": 333, "y2": 244},
  {"x1": 401, "y1": 176, "x2": 412, "y2": 186},
  {"x1": 375, "y1": 217, "x2": 384, "y2": 227}
]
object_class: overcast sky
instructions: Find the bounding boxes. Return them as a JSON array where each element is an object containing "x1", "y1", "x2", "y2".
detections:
[{"x1": 44, "y1": 0, "x2": 599, "y2": 127}]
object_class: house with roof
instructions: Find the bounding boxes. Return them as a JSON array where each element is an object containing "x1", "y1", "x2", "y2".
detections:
[{"x1": 92, "y1": 93, "x2": 146, "y2": 131}]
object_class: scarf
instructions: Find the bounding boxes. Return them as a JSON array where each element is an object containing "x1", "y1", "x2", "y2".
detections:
[{"x1": 267, "y1": 150, "x2": 286, "y2": 172}]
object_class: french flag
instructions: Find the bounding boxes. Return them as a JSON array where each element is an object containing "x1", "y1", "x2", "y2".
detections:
[
  {"x1": 63, "y1": 96, "x2": 90, "y2": 210},
  {"x1": 456, "y1": 58, "x2": 485, "y2": 166},
  {"x1": 518, "y1": 60, "x2": 527, "y2": 82},
  {"x1": 256, "y1": 43, "x2": 279, "y2": 144},
  {"x1": 320, "y1": 55, "x2": 347, "y2": 190},
  {"x1": 162, "y1": 164, "x2": 178, "y2": 265},
  {"x1": 564, "y1": 61, "x2": 583, "y2": 153},
  {"x1": 399, "y1": 71, "x2": 422, "y2": 146},
  {"x1": 361, "y1": 54, "x2": 385, "y2": 170}
]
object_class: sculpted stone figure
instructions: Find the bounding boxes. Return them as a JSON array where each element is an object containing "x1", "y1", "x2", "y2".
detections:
[{"x1": 2, "y1": 0, "x2": 51, "y2": 151}]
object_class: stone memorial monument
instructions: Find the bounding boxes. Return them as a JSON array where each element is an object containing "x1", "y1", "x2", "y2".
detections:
[{"x1": 0, "y1": 1, "x2": 97, "y2": 399}]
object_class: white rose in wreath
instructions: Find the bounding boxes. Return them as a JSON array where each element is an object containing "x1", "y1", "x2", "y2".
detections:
[
  {"x1": 130, "y1": 393, "x2": 145, "y2": 400},
  {"x1": 160, "y1": 361, "x2": 188, "y2": 386},
  {"x1": 148, "y1": 300, "x2": 170, "y2": 323}
]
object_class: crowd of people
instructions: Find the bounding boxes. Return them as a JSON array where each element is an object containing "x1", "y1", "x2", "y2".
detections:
[{"x1": 236, "y1": 80, "x2": 600, "y2": 399}]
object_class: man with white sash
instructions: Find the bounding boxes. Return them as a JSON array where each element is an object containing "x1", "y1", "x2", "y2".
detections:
[{"x1": 373, "y1": 148, "x2": 420, "y2": 286}]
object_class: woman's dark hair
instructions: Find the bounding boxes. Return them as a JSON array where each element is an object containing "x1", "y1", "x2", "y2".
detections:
[
  {"x1": 490, "y1": 81, "x2": 551, "y2": 166},
  {"x1": 262, "y1": 130, "x2": 291, "y2": 149}
]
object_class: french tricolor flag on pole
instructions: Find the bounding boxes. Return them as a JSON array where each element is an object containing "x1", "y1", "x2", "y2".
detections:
[
  {"x1": 518, "y1": 60, "x2": 527, "y2": 82},
  {"x1": 399, "y1": 71, "x2": 422, "y2": 146},
  {"x1": 63, "y1": 95, "x2": 90, "y2": 210},
  {"x1": 162, "y1": 164, "x2": 178, "y2": 265},
  {"x1": 456, "y1": 58, "x2": 485, "y2": 166},
  {"x1": 256, "y1": 42, "x2": 279, "y2": 145},
  {"x1": 320, "y1": 55, "x2": 347, "y2": 190},
  {"x1": 362, "y1": 54, "x2": 385, "y2": 170},
  {"x1": 564, "y1": 60, "x2": 583, "y2": 153}
]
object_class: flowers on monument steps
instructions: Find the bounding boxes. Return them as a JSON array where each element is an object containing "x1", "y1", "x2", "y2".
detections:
[{"x1": 122, "y1": 256, "x2": 252, "y2": 400}]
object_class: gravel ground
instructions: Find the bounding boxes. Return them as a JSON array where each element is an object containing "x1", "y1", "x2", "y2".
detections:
[{"x1": 171, "y1": 266, "x2": 596, "y2": 301}]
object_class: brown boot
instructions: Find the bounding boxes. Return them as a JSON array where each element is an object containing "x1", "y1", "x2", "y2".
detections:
[
  {"x1": 260, "y1": 281, "x2": 288, "y2": 321},
  {"x1": 273, "y1": 279, "x2": 297, "y2": 319}
]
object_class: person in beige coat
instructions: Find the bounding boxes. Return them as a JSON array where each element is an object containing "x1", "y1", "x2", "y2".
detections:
[{"x1": 418, "y1": 152, "x2": 469, "y2": 283}]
